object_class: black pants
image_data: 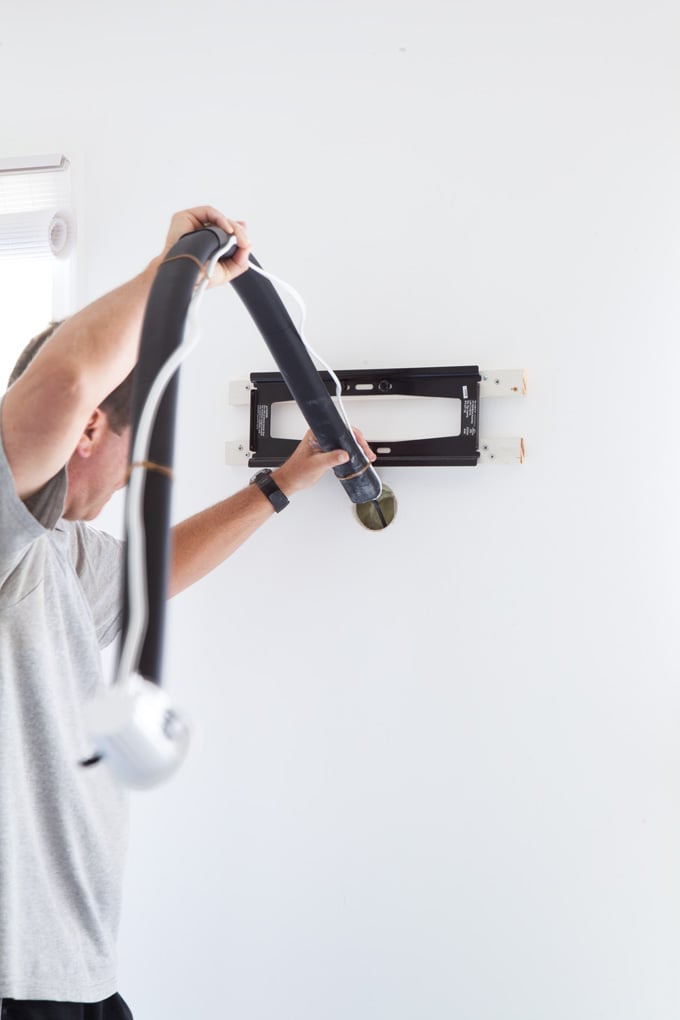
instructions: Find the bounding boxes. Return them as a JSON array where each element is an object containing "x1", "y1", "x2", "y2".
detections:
[{"x1": 0, "y1": 995, "x2": 133, "y2": 1019}]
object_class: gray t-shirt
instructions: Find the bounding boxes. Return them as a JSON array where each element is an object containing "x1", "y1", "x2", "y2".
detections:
[{"x1": 0, "y1": 405, "x2": 129, "y2": 1002}]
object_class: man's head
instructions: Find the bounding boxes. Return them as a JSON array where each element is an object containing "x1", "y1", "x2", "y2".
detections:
[{"x1": 9, "y1": 321, "x2": 135, "y2": 520}]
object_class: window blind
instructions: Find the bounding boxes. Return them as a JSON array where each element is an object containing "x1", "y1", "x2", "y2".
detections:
[{"x1": 0, "y1": 154, "x2": 75, "y2": 259}]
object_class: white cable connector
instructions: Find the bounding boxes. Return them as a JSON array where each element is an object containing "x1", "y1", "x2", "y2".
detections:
[{"x1": 83, "y1": 674, "x2": 190, "y2": 789}]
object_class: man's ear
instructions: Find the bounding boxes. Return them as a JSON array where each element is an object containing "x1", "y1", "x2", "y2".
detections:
[{"x1": 75, "y1": 408, "x2": 106, "y2": 459}]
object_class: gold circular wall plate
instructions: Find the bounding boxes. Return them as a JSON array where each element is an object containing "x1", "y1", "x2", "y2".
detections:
[{"x1": 353, "y1": 484, "x2": 397, "y2": 531}]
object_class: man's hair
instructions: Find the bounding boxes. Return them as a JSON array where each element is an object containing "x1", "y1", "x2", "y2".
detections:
[{"x1": 8, "y1": 321, "x2": 135, "y2": 435}]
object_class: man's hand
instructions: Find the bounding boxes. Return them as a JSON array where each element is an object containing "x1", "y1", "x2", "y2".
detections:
[
  {"x1": 161, "y1": 206, "x2": 251, "y2": 286},
  {"x1": 273, "y1": 428, "x2": 377, "y2": 497}
]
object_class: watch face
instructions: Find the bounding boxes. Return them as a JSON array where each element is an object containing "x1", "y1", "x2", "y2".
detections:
[{"x1": 250, "y1": 469, "x2": 271, "y2": 485}]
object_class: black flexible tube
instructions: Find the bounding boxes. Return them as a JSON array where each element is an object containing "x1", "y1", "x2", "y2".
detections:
[
  {"x1": 123, "y1": 227, "x2": 227, "y2": 683},
  {"x1": 230, "y1": 258, "x2": 382, "y2": 505},
  {"x1": 125, "y1": 227, "x2": 382, "y2": 685}
]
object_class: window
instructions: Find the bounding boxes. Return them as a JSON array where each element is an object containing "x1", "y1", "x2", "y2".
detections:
[
  {"x1": 0, "y1": 154, "x2": 76, "y2": 389},
  {"x1": 1, "y1": 258, "x2": 55, "y2": 386}
]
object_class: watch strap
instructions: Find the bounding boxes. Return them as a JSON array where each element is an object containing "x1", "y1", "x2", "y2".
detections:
[{"x1": 250, "y1": 469, "x2": 290, "y2": 512}]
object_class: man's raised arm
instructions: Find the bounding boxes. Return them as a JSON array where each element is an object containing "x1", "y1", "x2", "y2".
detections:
[{"x1": 1, "y1": 207, "x2": 249, "y2": 501}]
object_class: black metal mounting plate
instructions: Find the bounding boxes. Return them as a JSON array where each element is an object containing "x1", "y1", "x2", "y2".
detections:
[{"x1": 246, "y1": 365, "x2": 482, "y2": 468}]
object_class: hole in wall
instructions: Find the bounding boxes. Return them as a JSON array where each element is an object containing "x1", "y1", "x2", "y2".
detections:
[{"x1": 353, "y1": 484, "x2": 397, "y2": 532}]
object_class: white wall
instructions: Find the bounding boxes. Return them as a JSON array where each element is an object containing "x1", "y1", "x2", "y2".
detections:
[{"x1": 4, "y1": 1, "x2": 680, "y2": 1017}]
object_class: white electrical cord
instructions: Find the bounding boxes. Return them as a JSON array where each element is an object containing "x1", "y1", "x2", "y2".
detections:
[{"x1": 247, "y1": 259, "x2": 367, "y2": 454}]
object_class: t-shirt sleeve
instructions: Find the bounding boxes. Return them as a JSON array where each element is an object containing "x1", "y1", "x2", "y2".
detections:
[
  {"x1": 0, "y1": 396, "x2": 67, "y2": 585},
  {"x1": 1, "y1": 394, "x2": 123, "y2": 647}
]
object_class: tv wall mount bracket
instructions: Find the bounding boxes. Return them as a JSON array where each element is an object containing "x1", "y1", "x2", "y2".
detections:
[{"x1": 226, "y1": 365, "x2": 526, "y2": 469}]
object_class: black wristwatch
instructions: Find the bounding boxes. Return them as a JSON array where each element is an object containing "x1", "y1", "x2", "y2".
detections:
[{"x1": 249, "y1": 468, "x2": 290, "y2": 513}]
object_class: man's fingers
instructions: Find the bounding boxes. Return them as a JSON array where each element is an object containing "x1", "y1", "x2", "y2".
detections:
[
  {"x1": 352, "y1": 427, "x2": 377, "y2": 462},
  {"x1": 163, "y1": 207, "x2": 249, "y2": 258},
  {"x1": 304, "y1": 428, "x2": 375, "y2": 465}
]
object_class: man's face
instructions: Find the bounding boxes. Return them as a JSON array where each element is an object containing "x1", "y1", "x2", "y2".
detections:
[
  {"x1": 95, "y1": 423, "x2": 132, "y2": 514},
  {"x1": 64, "y1": 421, "x2": 131, "y2": 521}
]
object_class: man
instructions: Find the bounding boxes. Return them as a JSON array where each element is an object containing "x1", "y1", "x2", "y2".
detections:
[{"x1": 0, "y1": 207, "x2": 374, "y2": 1019}]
